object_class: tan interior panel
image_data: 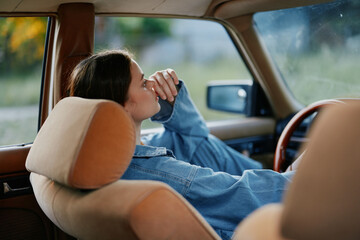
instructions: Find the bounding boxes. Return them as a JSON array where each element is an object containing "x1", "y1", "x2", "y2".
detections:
[
  {"x1": 0, "y1": 146, "x2": 30, "y2": 175},
  {"x1": 1, "y1": 0, "x2": 213, "y2": 17},
  {"x1": 214, "y1": 0, "x2": 332, "y2": 19}
]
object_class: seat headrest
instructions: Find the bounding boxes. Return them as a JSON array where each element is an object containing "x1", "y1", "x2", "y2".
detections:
[
  {"x1": 26, "y1": 97, "x2": 135, "y2": 189},
  {"x1": 281, "y1": 101, "x2": 360, "y2": 239}
]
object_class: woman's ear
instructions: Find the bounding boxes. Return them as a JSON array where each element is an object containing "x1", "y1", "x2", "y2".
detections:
[
  {"x1": 123, "y1": 100, "x2": 133, "y2": 114},
  {"x1": 122, "y1": 101, "x2": 138, "y2": 126},
  {"x1": 123, "y1": 101, "x2": 130, "y2": 113}
]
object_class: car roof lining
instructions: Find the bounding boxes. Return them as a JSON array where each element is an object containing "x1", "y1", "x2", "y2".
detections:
[
  {"x1": 2, "y1": 0, "x2": 333, "y2": 18},
  {"x1": 213, "y1": 0, "x2": 332, "y2": 19},
  {"x1": 2, "y1": 0, "x2": 211, "y2": 17}
]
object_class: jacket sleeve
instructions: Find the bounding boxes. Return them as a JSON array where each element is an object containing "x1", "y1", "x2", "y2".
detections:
[{"x1": 150, "y1": 80, "x2": 209, "y2": 138}]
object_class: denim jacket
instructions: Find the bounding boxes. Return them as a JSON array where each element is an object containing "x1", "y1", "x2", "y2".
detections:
[{"x1": 122, "y1": 81, "x2": 294, "y2": 239}]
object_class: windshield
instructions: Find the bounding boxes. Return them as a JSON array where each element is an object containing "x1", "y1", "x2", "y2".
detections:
[{"x1": 254, "y1": 0, "x2": 360, "y2": 105}]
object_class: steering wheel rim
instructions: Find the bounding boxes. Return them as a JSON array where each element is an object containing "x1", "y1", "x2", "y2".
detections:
[{"x1": 274, "y1": 99, "x2": 344, "y2": 172}]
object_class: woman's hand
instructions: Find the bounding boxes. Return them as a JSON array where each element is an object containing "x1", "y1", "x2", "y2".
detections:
[{"x1": 149, "y1": 69, "x2": 179, "y2": 103}]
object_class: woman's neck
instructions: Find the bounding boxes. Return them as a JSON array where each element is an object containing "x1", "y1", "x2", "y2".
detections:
[{"x1": 134, "y1": 121, "x2": 142, "y2": 145}]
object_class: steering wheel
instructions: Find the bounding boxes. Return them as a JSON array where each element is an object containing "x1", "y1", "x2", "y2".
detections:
[{"x1": 274, "y1": 99, "x2": 343, "y2": 172}]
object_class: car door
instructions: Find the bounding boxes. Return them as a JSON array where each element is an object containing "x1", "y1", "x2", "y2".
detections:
[{"x1": 0, "y1": 16, "x2": 73, "y2": 240}]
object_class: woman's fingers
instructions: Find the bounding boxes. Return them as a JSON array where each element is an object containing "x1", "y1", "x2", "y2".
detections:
[
  {"x1": 149, "y1": 69, "x2": 179, "y2": 102},
  {"x1": 163, "y1": 70, "x2": 178, "y2": 96},
  {"x1": 157, "y1": 71, "x2": 173, "y2": 101},
  {"x1": 150, "y1": 72, "x2": 172, "y2": 101},
  {"x1": 167, "y1": 68, "x2": 179, "y2": 85}
]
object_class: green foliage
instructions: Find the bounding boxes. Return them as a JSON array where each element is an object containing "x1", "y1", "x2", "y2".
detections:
[
  {"x1": 116, "y1": 17, "x2": 171, "y2": 37},
  {"x1": 95, "y1": 17, "x2": 172, "y2": 55},
  {"x1": 0, "y1": 17, "x2": 47, "y2": 76}
]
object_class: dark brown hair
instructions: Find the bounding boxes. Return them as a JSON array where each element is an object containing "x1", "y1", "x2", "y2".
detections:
[{"x1": 68, "y1": 49, "x2": 133, "y2": 106}]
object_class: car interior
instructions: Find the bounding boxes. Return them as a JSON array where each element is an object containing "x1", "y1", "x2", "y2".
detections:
[{"x1": 0, "y1": 0, "x2": 359, "y2": 239}]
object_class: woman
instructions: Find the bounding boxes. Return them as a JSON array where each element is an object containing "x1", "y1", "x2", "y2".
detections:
[{"x1": 69, "y1": 49, "x2": 294, "y2": 239}]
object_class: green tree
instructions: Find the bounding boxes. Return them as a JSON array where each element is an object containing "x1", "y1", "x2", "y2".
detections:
[
  {"x1": 0, "y1": 17, "x2": 47, "y2": 76},
  {"x1": 95, "y1": 17, "x2": 172, "y2": 56}
]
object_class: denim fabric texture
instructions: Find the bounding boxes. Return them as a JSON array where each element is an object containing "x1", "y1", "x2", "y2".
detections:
[{"x1": 122, "y1": 81, "x2": 294, "y2": 239}]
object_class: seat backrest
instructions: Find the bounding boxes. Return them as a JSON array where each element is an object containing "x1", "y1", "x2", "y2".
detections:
[
  {"x1": 26, "y1": 97, "x2": 220, "y2": 240},
  {"x1": 233, "y1": 101, "x2": 360, "y2": 240},
  {"x1": 280, "y1": 101, "x2": 360, "y2": 240}
]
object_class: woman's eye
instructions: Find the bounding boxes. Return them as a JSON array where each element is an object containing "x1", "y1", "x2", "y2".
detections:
[{"x1": 143, "y1": 80, "x2": 147, "y2": 87}]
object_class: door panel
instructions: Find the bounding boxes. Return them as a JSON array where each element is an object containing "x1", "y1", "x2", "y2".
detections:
[
  {"x1": 0, "y1": 146, "x2": 31, "y2": 175},
  {"x1": 0, "y1": 147, "x2": 75, "y2": 240},
  {"x1": 0, "y1": 194, "x2": 53, "y2": 240},
  {"x1": 208, "y1": 117, "x2": 275, "y2": 140},
  {"x1": 208, "y1": 117, "x2": 276, "y2": 168},
  {"x1": 0, "y1": 146, "x2": 46, "y2": 239}
]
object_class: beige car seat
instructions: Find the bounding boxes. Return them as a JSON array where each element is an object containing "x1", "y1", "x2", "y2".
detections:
[
  {"x1": 26, "y1": 97, "x2": 222, "y2": 240},
  {"x1": 233, "y1": 101, "x2": 360, "y2": 240}
]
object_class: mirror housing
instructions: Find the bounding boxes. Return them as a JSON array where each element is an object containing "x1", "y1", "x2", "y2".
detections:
[{"x1": 207, "y1": 80, "x2": 272, "y2": 117}]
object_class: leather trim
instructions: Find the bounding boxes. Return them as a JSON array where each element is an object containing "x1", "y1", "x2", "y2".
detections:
[
  {"x1": 208, "y1": 117, "x2": 275, "y2": 140},
  {"x1": 0, "y1": 145, "x2": 31, "y2": 175}
]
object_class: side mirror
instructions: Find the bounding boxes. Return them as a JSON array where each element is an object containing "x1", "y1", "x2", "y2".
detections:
[{"x1": 207, "y1": 80, "x2": 272, "y2": 117}]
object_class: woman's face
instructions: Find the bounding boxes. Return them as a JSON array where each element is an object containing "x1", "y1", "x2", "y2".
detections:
[{"x1": 124, "y1": 60, "x2": 160, "y2": 124}]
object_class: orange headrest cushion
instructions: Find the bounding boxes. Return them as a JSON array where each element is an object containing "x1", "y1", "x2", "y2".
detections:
[{"x1": 26, "y1": 97, "x2": 135, "y2": 189}]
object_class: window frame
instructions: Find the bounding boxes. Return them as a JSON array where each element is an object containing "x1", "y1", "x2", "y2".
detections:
[{"x1": 0, "y1": 15, "x2": 51, "y2": 147}]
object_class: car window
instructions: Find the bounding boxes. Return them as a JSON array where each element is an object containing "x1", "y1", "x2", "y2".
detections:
[
  {"x1": 94, "y1": 17, "x2": 252, "y2": 129},
  {"x1": 0, "y1": 17, "x2": 47, "y2": 146},
  {"x1": 254, "y1": 0, "x2": 360, "y2": 105}
]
